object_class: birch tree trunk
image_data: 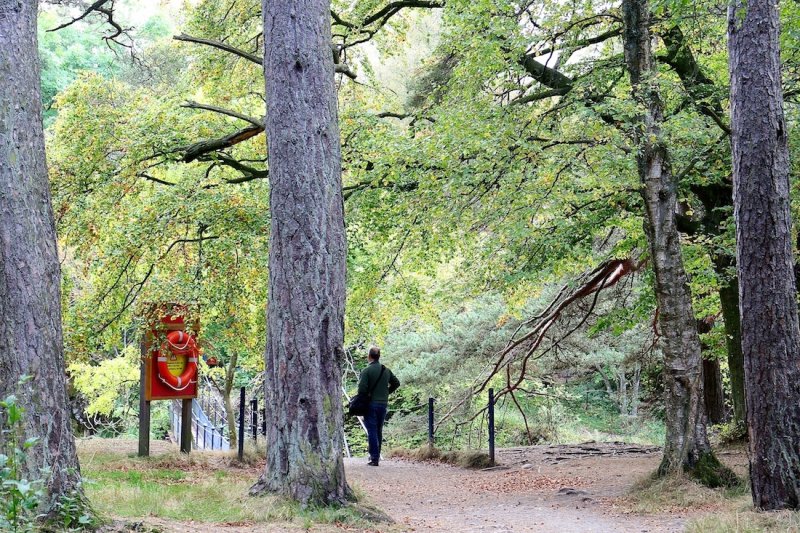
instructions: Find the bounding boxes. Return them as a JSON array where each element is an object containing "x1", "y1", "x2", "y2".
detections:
[
  {"x1": 622, "y1": 0, "x2": 714, "y2": 475},
  {"x1": 0, "y1": 0, "x2": 85, "y2": 515},
  {"x1": 729, "y1": 0, "x2": 800, "y2": 509},
  {"x1": 250, "y1": 0, "x2": 349, "y2": 504}
]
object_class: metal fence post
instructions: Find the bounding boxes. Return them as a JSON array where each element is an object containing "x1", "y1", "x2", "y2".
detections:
[
  {"x1": 428, "y1": 397, "x2": 435, "y2": 446},
  {"x1": 488, "y1": 388, "x2": 495, "y2": 466},
  {"x1": 238, "y1": 387, "x2": 245, "y2": 461},
  {"x1": 251, "y1": 398, "x2": 258, "y2": 442}
]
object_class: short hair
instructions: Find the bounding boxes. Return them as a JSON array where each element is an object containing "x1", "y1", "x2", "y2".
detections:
[{"x1": 368, "y1": 346, "x2": 381, "y2": 360}]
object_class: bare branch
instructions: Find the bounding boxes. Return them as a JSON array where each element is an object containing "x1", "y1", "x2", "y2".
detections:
[
  {"x1": 342, "y1": 179, "x2": 418, "y2": 200},
  {"x1": 48, "y1": 0, "x2": 112, "y2": 32},
  {"x1": 139, "y1": 173, "x2": 176, "y2": 186},
  {"x1": 362, "y1": 0, "x2": 445, "y2": 26},
  {"x1": 536, "y1": 27, "x2": 622, "y2": 57},
  {"x1": 174, "y1": 33, "x2": 263, "y2": 64},
  {"x1": 199, "y1": 153, "x2": 268, "y2": 183},
  {"x1": 180, "y1": 124, "x2": 265, "y2": 163},
  {"x1": 49, "y1": 0, "x2": 135, "y2": 51},
  {"x1": 436, "y1": 258, "x2": 642, "y2": 428},
  {"x1": 175, "y1": 33, "x2": 357, "y2": 78},
  {"x1": 521, "y1": 54, "x2": 575, "y2": 91},
  {"x1": 658, "y1": 25, "x2": 731, "y2": 135},
  {"x1": 336, "y1": 63, "x2": 358, "y2": 79},
  {"x1": 331, "y1": 9, "x2": 355, "y2": 28},
  {"x1": 511, "y1": 87, "x2": 571, "y2": 105},
  {"x1": 97, "y1": 235, "x2": 219, "y2": 333},
  {"x1": 376, "y1": 111, "x2": 411, "y2": 119},
  {"x1": 181, "y1": 101, "x2": 264, "y2": 128}
]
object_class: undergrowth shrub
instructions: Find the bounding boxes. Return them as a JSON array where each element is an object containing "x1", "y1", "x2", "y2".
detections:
[
  {"x1": 1, "y1": 378, "x2": 46, "y2": 532},
  {"x1": 387, "y1": 445, "x2": 493, "y2": 469},
  {"x1": 0, "y1": 377, "x2": 95, "y2": 532}
]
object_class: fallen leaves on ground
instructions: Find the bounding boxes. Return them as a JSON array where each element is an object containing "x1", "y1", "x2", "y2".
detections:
[{"x1": 463, "y1": 469, "x2": 588, "y2": 494}]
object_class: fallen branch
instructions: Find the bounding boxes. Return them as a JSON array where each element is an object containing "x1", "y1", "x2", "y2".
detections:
[{"x1": 436, "y1": 257, "x2": 642, "y2": 430}]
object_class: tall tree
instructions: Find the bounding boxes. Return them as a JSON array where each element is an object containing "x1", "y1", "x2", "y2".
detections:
[
  {"x1": 621, "y1": 0, "x2": 714, "y2": 475},
  {"x1": 0, "y1": 0, "x2": 85, "y2": 517},
  {"x1": 729, "y1": 0, "x2": 800, "y2": 509},
  {"x1": 249, "y1": 0, "x2": 349, "y2": 504}
]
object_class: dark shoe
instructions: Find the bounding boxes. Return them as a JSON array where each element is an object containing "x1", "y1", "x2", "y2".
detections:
[{"x1": 367, "y1": 460, "x2": 379, "y2": 466}]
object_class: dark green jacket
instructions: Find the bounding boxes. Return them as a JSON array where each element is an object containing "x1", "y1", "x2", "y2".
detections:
[{"x1": 358, "y1": 361, "x2": 400, "y2": 404}]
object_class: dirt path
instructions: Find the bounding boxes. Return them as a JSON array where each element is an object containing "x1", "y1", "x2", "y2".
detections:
[
  {"x1": 95, "y1": 441, "x2": 707, "y2": 532},
  {"x1": 346, "y1": 444, "x2": 685, "y2": 533}
]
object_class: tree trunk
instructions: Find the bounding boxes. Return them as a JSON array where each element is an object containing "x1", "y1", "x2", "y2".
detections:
[
  {"x1": 622, "y1": 0, "x2": 712, "y2": 476},
  {"x1": 714, "y1": 256, "x2": 746, "y2": 425},
  {"x1": 702, "y1": 359, "x2": 726, "y2": 425},
  {"x1": 224, "y1": 352, "x2": 238, "y2": 449},
  {"x1": 251, "y1": 0, "x2": 348, "y2": 504},
  {"x1": 697, "y1": 318, "x2": 727, "y2": 425},
  {"x1": 729, "y1": 0, "x2": 800, "y2": 510},
  {"x1": 0, "y1": 0, "x2": 84, "y2": 515},
  {"x1": 653, "y1": 24, "x2": 747, "y2": 428},
  {"x1": 630, "y1": 363, "x2": 641, "y2": 417},
  {"x1": 618, "y1": 371, "x2": 629, "y2": 416}
]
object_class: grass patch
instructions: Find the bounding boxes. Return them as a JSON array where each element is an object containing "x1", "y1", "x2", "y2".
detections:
[
  {"x1": 77, "y1": 438, "x2": 385, "y2": 529},
  {"x1": 558, "y1": 403, "x2": 665, "y2": 446},
  {"x1": 622, "y1": 465, "x2": 800, "y2": 532},
  {"x1": 687, "y1": 509, "x2": 800, "y2": 532},
  {"x1": 387, "y1": 445, "x2": 494, "y2": 469},
  {"x1": 625, "y1": 472, "x2": 747, "y2": 514}
]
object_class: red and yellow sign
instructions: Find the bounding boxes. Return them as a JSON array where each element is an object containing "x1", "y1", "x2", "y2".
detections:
[{"x1": 144, "y1": 311, "x2": 199, "y2": 401}]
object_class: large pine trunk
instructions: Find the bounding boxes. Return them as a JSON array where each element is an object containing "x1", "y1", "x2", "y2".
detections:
[
  {"x1": 250, "y1": 0, "x2": 349, "y2": 504},
  {"x1": 622, "y1": 0, "x2": 712, "y2": 474},
  {"x1": 729, "y1": 0, "x2": 800, "y2": 510},
  {"x1": 0, "y1": 0, "x2": 84, "y2": 513}
]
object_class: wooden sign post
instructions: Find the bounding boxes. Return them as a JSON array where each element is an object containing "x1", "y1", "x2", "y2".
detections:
[{"x1": 138, "y1": 307, "x2": 199, "y2": 457}]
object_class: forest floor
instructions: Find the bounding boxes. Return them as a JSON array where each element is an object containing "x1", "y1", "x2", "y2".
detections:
[{"x1": 85, "y1": 439, "x2": 770, "y2": 533}]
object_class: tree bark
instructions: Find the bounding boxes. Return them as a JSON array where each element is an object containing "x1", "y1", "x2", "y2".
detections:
[
  {"x1": 729, "y1": 0, "x2": 800, "y2": 510},
  {"x1": 630, "y1": 363, "x2": 641, "y2": 417},
  {"x1": 654, "y1": 22, "x2": 748, "y2": 428},
  {"x1": 702, "y1": 359, "x2": 726, "y2": 425},
  {"x1": 622, "y1": 0, "x2": 712, "y2": 475},
  {"x1": 250, "y1": 0, "x2": 348, "y2": 504},
  {"x1": 697, "y1": 318, "x2": 727, "y2": 425},
  {"x1": 216, "y1": 351, "x2": 239, "y2": 450},
  {"x1": 0, "y1": 0, "x2": 84, "y2": 514},
  {"x1": 714, "y1": 256, "x2": 746, "y2": 425}
]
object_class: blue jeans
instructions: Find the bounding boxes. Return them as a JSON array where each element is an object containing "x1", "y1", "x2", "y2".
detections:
[{"x1": 364, "y1": 402, "x2": 387, "y2": 461}]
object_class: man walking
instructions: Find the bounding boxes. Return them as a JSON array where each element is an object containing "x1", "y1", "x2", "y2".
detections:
[{"x1": 358, "y1": 346, "x2": 400, "y2": 466}]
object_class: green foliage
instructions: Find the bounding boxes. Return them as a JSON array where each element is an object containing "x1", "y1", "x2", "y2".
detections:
[
  {"x1": 38, "y1": 11, "x2": 121, "y2": 125},
  {"x1": 43, "y1": 0, "x2": 800, "y2": 465},
  {"x1": 0, "y1": 378, "x2": 95, "y2": 532},
  {"x1": 0, "y1": 378, "x2": 46, "y2": 532},
  {"x1": 373, "y1": 290, "x2": 664, "y2": 452},
  {"x1": 714, "y1": 421, "x2": 748, "y2": 445},
  {"x1": 69, "y1": 343, "x2": 139, "y2": 418}
]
